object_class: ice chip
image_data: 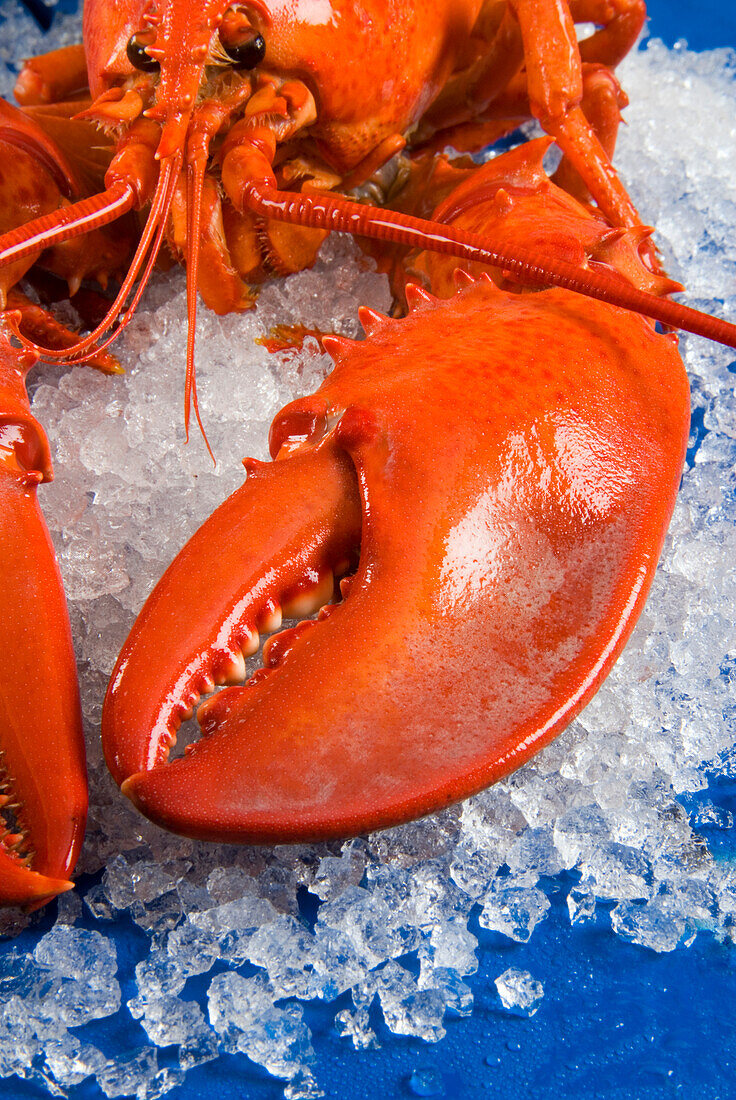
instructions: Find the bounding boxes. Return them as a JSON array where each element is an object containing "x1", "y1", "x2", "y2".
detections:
[
  {"x1": 207, "y1": 972, "x2": 316, "y2": 1079},
  {"x1": 478, "y1": 885, "x2": 551, "y2": 942},
  {"x1": 335, "y1": 1005, "x2": 379, "y2": 1051},
  {"x1": 610, "y1": 897, "x2": 687, "y2": 953},
  {"x1": 494, "y1": 968, "x2": 544, "y2": 1017},
  {"x1": 33, "y1": 927, "x2": 117, "y2": 983},
  {"x1": 284, "y1": 1069, "x2": 325, "y2": 1099},
  {"x1": 567, "y1": 886, "x2": 597, "y2": 925}
]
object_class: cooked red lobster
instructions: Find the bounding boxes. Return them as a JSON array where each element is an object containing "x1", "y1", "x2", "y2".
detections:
[{"x1": 0, "y1": 0, "x2": 734, "y2": 885}]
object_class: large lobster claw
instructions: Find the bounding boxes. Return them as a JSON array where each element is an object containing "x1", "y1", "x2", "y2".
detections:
[
  {"x1": 0, "y1": 325, "x2": 87, "y2": 905},
  {"x1": 103, "y1": 275, "x2": 690, "y2": 844}
]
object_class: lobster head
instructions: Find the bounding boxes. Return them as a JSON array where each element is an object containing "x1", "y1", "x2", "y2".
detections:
[
  {"x1": 102, "y1": 276, "x2": 690, "y2": 843},
  {"x1": 77, "y1": 0, "x2": 485, "y2": 443},
  {"x1": 83, "y1": 0, "x2": 481, "y2": 168}
]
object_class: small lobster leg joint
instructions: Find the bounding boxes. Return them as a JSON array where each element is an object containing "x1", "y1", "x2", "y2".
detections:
[
  {"x1": 508, "y1": 0, "x2": 646, "y2": 237},
  {"x1": 0, "y1": 323, "x2": 87, "y2": 907}
]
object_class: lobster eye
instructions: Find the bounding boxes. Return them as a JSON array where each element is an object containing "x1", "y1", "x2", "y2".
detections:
[
  {"x1": 223, "y1": 33, "x2": 266, "y2": 70},
  {"x1": 126, "y1": 33, "x2": 160, "y2": 73}
]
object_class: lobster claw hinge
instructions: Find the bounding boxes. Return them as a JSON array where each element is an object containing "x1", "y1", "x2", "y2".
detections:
[{"x1": 335, "y1": 405, "x2": 382, "y2": 451}]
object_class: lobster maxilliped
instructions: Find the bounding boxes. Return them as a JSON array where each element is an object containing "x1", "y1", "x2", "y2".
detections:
[{"x1": 101, "y1": 142, "x2": 692, "y2": 841}]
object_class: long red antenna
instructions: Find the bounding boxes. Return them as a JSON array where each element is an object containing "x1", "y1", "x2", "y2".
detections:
[
  {"x1": 8, "y1": 160, "x2": 179, "y2": 363},
  {"x1": 183, "y1": 151, "x2": 215, "y2": 462},
  {"x1": 242, "y1": 182, "x2": 736, "y2": 350},
  {"x1": 0, "y1": 183, "x2": 136, "y2": 267}
]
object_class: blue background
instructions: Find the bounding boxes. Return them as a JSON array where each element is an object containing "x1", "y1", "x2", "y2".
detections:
[{"x1": 2, "y1": 2, "x2": 736, "y2": 1099}]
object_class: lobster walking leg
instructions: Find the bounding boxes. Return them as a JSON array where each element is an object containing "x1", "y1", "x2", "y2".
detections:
[
  {"x1": 507, "y1": 0, "x2": 644, "y2": 231},
  {"x1": 13, "y1": 44, "x2": 89, "y2": 106},
  {"x1": 418, "y1": 0, "x2": 646, "y2": 237},
  {"x1": 551, "y1": 63, "x2": 628, "y2": 203},
  {"x1": 0, "y1": 326, "x2": 87, "y2": 906}
]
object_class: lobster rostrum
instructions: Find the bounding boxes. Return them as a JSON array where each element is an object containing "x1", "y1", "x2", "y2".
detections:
[
  {"x1": 0, "y1": 324, "x2": 87, "y2": 905},
  {"x1": 102, "y1": 140, "x2": 692, "y2": 842}
]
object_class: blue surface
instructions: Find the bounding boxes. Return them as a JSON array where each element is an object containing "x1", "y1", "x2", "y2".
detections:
[
  {"x1": 646, "y1": 0, "x2": 735, "y2": 50},
  {"x1": 6, "y1": 857, "x2": 736, "y2": 1100},
  {"x1": 1, "y1": 4, "x2": 735, "y2": 1100}
]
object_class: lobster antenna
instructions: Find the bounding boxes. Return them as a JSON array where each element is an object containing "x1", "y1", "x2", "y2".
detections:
[
  {"x1": 0, "y1": 183, "x2": 136, "y2": 269},
  {"x1": 9, "y1": 159, "x2": 179, "y2": 364},
  {"x1": 183, "y1": 152, "x2": 215, "y2": 463},
  {"x1": 242, "y1": 182, "x2": 736, "y2": 351},
  {"x1": 65, "y1": 167, "x2": 181, "y2": 364}
]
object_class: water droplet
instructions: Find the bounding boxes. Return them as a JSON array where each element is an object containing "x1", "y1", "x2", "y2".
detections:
[{"x1": 408, "y1": 1068, "x2": 445, "y2": 1097}]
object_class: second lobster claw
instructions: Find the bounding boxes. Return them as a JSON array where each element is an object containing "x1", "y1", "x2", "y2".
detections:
[{"x1": 0, "y1": 327, "x2": 87, "y2": 906}]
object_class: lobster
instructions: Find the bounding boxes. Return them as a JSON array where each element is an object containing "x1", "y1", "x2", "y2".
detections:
[
  {"x1": 100, "y1": 138, "x2": 693, "y2": 841},
  {"x1": 1, "y1": 0, "x2": 736, "y2": 879}
]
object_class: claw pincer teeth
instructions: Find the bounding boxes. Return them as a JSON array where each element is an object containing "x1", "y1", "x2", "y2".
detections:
[
  {"x1": 258, "y1": 603, "x2": 282, "y2": 633},
  {"x1": 218, "y1": 649, "x2": 247, "y2": 685},
  {"x1": 102, "y1": 436, "x2": 363, "y2": 795},
  {"x1": 262, "y1": 620, "x2": 317, "y2": 669},
  {"x1": 280, "y1": 570, "x2": 335, "y2": 618}
]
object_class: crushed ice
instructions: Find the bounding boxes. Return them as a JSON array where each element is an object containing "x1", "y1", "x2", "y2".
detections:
[
  {"x1": 494, "y1": 968, "x2": 544, "y2": 1017},
  {"x1": 1, "y1": 9, "x2": 736, "y2": 1098}
]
